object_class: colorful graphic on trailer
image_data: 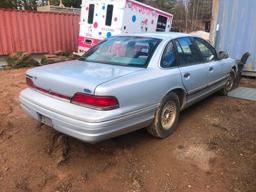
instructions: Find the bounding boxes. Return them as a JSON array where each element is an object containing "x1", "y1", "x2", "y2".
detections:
[{"x1": 78, "y1": 0, "x2": 173, "y2": 54}]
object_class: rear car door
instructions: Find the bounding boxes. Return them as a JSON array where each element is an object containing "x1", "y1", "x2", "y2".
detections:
[
  {"x1": 192, "y1": 37, "x2": 225, "y2": 86},
  {"x1": 175, "y1": 37, "x2": 209, "y2": 95}
]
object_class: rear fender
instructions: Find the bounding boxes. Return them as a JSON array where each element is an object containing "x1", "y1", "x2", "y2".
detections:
[{"x1": 161, "y1": 87, "x2": 187, "y2": 110}]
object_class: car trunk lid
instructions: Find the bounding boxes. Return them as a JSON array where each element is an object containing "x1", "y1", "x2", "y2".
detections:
[{"x1": 27, "y1": 60, "x2": 142, "y2": 98}]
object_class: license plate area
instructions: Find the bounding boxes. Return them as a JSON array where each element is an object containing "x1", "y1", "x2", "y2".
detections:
[{"x1": 39, "y1": 114, "x2": 53, "y2": 127}]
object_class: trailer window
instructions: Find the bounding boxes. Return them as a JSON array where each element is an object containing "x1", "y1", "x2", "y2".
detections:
[
  {"x1": 88, "y1": 4, "x2": 95, "y2": 24},
  {"x1": 156, "y1": 15, "x2": 167, "y2": 32},
  {"x1": 105, "y1": 5, "x2": 113, "y2": 26}
]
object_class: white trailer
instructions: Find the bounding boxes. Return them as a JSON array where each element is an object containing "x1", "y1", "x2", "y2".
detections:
[{"x1": 77, "y1": 0, "x2": 173, "y2": 54}]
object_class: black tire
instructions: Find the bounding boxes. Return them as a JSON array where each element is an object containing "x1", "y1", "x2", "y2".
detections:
[
  {"x1": 147, "y1": 92, "x2": 180, "y2": 138},
  {"x1": 220, "y1": 69, "x2": 236, "y2": 96}
]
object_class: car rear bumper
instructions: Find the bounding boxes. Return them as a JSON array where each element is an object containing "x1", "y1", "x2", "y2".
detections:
[{"x1": 20, "y1": 88, "x2": 156, "y2": 143}]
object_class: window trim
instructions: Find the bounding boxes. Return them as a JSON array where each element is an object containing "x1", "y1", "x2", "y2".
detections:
[{"x1": 160, "y1": 40, "x2": 178, "y2": 69}]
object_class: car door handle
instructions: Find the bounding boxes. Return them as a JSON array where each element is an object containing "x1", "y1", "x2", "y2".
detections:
[
  {"x1": 184, "y1": 73, "x2": 190, "y2": 78},
  {"x1": 209, "y1": 67, "x2": 214, "y2": 72}
]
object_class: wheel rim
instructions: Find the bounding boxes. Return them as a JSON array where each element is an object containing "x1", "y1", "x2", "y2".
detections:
[
  {"x1": 225, "y1": 73, "x2": 234, "y2": 91},
  {"x1": 161, "y1": 101, "x2": 177, "y2": 130}
]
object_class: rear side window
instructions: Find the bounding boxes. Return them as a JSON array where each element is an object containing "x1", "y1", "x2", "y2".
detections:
[
  {"x1": 193, "y1": 38, "x2": 216, "y2": 62},
  {"x1": 105, "y1": 5, "x2": 114, "y2": 26},
  {"x1": 175, "y1": 37, "x2": 203, "y2": 65},
  {"x1": 161, "y1": 41, "x2": 176, "y2": 68},
  {"x1": 156, "y1": 15, "x2": 167, "y2": 32},
  {"x1": 88, "y1": 4, "x2": 95, "y2": 24}
]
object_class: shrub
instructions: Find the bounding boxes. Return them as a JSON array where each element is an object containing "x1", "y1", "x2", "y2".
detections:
[
  {"x1": 40, "y1": 54, "x2": 70, "y2": 65},
  {"x1": 7, "y1": 51, "x2": 40, "y2": 68},
  {"x1": 54, "y1": 50, "x2": 71, "y2": 57}
]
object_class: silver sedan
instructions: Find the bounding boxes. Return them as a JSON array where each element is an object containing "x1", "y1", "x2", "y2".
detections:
[{"x1": 20, "y1": 32, "x2": 237, "y2": 143}]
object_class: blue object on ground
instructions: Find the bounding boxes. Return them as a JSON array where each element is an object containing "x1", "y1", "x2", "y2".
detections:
[{"x1": 228, "y1": 87, "x2": 256, "y2": 101}]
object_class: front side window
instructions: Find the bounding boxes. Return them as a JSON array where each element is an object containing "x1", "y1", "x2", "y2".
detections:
[
  {"x1": 80, "y1": 36, "x2": 161, "y2": 67},
  {"x1": 193, "y1": 37, "x2": 216, "y2": 62},
  {"x1": 175, "y1": 37, "x2": 203, "y2": 65},
  {"x1": 156, "y1": 15, "x2": 167, "y2": 32},
  {"x1": 106, "y1": 5, "x2": 113, "y2": 26},
  {"x1": 161, "y1": 41, "x2": 176, "y2": 68},
  {"x1": 88, "y1": 4, "x2": 95, "y2": 24}
]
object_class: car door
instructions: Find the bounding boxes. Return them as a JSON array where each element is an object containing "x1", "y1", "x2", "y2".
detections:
[
  {"x1": 175, "y1": 37, "x2": 209, "y2": 95},
  {"x1": 192, "y1": 37, "x2": 226, "y2": 86}
]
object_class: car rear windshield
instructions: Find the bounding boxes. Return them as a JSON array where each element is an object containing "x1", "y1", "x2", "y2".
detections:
[{"x1": 80, "y1": 36, "x2": 161, "y2": 67}]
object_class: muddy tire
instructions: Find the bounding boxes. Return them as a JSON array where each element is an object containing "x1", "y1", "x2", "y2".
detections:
[
  {"x1": 220, "y1": 69, "x2": 236, "y2": 96},
  {"x1": 147, "y1": 92, "x2": 180, "y2": 138}
]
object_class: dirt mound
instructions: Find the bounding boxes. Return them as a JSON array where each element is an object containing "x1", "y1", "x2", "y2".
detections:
[{"x1": 47, "y1": 132, "x2": 70, "y2": 166}]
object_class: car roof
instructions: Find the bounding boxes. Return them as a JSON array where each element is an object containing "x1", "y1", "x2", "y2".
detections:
[{"x1": 118, "y1": 32, "x2": 190, "y2": 40}]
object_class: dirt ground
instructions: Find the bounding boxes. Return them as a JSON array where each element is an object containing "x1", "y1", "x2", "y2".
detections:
[{"x1": 0, "y1": 68, "x2": 255, "y2": 192}]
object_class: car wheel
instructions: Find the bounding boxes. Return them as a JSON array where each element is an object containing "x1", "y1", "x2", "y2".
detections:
[
  {"x1": 220, "y1": 69, "x2": 236, "y2": 96},
  {"x1": 147, "y1": 92, "x2": 180, "y2": 138}
]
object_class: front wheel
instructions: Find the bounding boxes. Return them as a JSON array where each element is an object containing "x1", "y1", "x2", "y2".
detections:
[
  {"x1": 220, "y1": 69, "x2": 236, "y2": 95},
  {"x1": 147, "y1": 92, "x2": 180, "y2": 138}
]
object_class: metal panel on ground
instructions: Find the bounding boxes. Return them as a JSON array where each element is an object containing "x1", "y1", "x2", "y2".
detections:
[
  {"x1": 0, "y1": 9, "x2": 80, "y2": 55},
  {"x1": 228, "y1": 87, "x2": 256, "y2": 101},
  {"x1": 214, "y1": 0, "x2": 256, "y2": 75}
]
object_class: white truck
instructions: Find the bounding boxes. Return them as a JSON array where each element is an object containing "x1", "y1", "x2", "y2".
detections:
[{"x1": 77, "y1": 0, "x2": 173, "y2": 54}]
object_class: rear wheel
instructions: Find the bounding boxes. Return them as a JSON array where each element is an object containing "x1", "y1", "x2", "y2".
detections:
[
  {"x1": 147, "y1": 92, "x2": 180, "y2": 138},
  {"x1": 220, "y1": 69, "x2": 236, "y2": 95}
]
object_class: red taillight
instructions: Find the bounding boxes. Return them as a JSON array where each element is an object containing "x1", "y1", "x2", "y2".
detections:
[
  {"x1": 71, "y1": 93, "x2": 119, "y2": 110},
  {"x1": 26, "y1": 76, "x2": 70, "y2": 100},
  {"x1": 26, "y1": 76, "x2": 34, "y2": 87}
]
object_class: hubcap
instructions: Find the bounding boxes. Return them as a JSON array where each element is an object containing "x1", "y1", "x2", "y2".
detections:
[
  {"x1": 161, "y1": 101, "x2": 177, "y2": 130},
  {"x1": 226, "y1": 73, "x2": 234, "y2": 91}
]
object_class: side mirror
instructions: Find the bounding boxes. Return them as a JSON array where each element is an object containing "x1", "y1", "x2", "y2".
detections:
[{"x1": 218, "y1": 51, "x2": 229, "y2": 60}]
